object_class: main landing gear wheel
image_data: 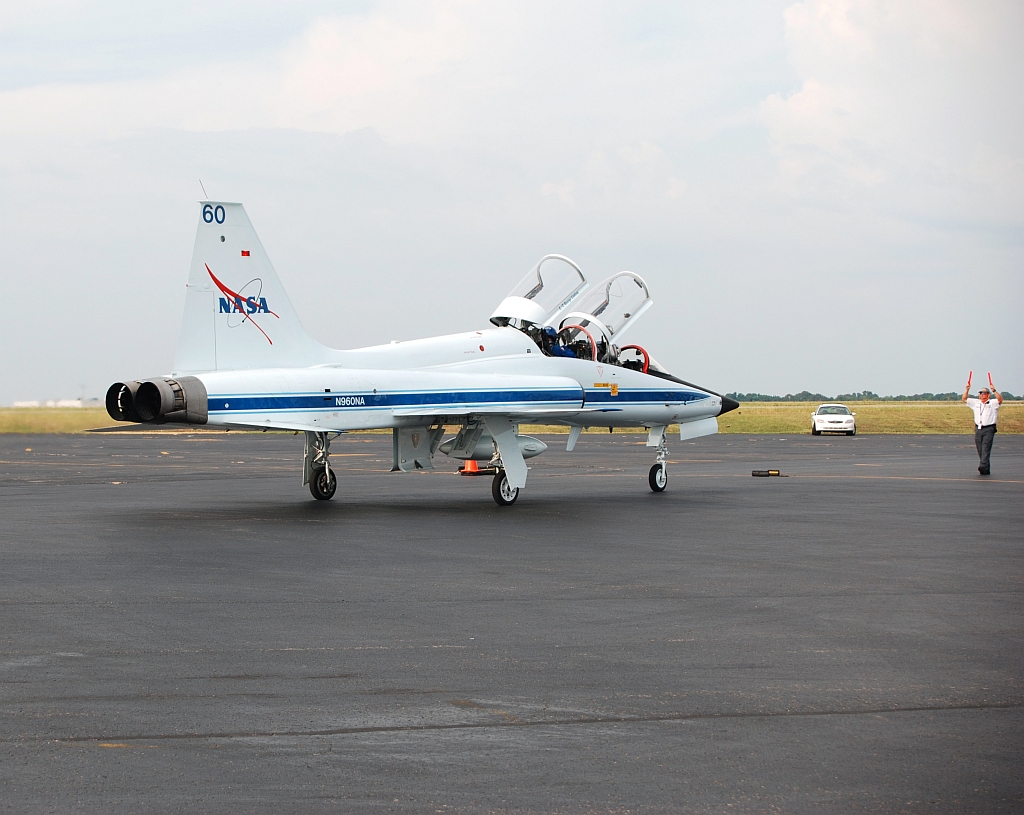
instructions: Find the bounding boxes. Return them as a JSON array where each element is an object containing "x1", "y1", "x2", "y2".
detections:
[
  {"x1": 649, "y1": 463, "x2": 667, "y2": 492},
  {"x1": 309, "y1": 467, "x2": 337, "y2": 500},
  {"x1": 491, "y1": 470, "x2": 519, "y2": 506}
]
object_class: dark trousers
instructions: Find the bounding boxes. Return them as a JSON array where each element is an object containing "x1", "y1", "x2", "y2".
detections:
[{"x1": 975, "y1": 424, "x2": 996, "y2": 472}]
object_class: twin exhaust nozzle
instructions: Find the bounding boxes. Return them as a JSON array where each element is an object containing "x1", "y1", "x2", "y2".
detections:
[{"x1": 105, "y1": 377, "x2": 208, "y2": 425}]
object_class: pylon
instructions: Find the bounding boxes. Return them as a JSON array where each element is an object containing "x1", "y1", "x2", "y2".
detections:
[{"x1": 459, "y1": 459, "x2": 479, "y2": 475}]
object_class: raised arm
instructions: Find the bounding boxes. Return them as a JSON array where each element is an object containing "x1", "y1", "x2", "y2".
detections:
[
  {"x1": 962, "y1": 380, "x2": 971, "y2": 402},
  {"x1": 988, "y1": 372, "x2": 1004, "y2": 404}
]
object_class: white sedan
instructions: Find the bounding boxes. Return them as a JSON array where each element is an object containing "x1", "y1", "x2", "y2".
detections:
[{"x1": 811, "y1": 404, "x2": 857, "y2": 436}]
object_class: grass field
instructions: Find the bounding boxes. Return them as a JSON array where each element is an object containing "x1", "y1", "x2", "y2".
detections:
[
  {"x1": 1, "y1": 403, "x2": 1021, "y2": 435},
  {"x1": 0, "y1": 408, "x2": 113, "y2": 434},
  {"x1": 712, "y1": 401, "x2": 1024, "y2": 435}
]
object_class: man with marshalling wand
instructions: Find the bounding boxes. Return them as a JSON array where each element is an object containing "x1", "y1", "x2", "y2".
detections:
[{"x1": 963, "y1": 371, "x2": 1003, "y2": 476}]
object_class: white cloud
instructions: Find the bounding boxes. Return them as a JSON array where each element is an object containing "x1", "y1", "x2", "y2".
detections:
[
  {"x1": 0, "y1": 4, "x2": 470, "y2": 140},
  {"x1": 760, "y1": 0, "x2": 1024, "y2": 217},
  {"x1": 541, "y1": 179, "x2": 575, "y2": 205},
  {"x1": 761, "y1": 78, "x2": 886, "y2": 190}
]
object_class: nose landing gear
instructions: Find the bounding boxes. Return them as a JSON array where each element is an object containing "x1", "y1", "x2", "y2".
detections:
[{"x1": 491, "y1": 470, "x2": 520, "y2": 505}]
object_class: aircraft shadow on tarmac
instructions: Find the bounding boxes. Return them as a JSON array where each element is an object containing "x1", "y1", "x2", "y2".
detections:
[{"x1": 103, "y1": 487, "x2": 728, "y2": 529}]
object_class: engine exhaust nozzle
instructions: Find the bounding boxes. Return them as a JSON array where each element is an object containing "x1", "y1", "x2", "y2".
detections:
[
  {"x1": 105, "y1": 381, "x2": 142, "y2": 422},
  {"x1": 105, "y1": 377, "x2": 208, "y2": 425}
]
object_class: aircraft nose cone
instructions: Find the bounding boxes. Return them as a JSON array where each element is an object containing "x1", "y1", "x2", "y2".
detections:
[{"x1": 719, "y1": 395, "x2": 740, "y2": 415}]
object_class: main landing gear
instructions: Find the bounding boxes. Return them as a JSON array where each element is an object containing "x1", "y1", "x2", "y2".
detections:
[
  {"x1": 310, "y1": 466, "x2": 337, "y2": 500},
  {"x1": 491, "y1": 469, "x2": 519, "y2": 506},
  {"x1": 649, "y1": 432, "x2": 668, "y2": 492},
  {"x1": 304, "y1": 431, "x2": 339, "y2": 501}
]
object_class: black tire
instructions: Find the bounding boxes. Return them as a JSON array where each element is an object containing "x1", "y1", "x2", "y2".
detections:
[
  {"x1": 491, "y1": 470, "x2": 519, "y2": 506},
  {"x1": 811, "y1": 424, "x2": 821, "y2": 436},
  {"x1": 649, "y1": 463, "x2": 667, "y2": 492},
  {"x1": 847, "y1": 428, "x2": 856, "y2": 436},
  {"x1": 309, "y1": 467, "x2": 337, "y2": 500}
]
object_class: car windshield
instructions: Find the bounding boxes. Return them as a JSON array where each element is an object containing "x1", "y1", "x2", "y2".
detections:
[{"x1": 817, "y1": 406, "x2": 851, "y2": 415}]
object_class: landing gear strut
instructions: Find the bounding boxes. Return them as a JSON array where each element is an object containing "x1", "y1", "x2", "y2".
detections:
[
  {"x1": 304, "y1": 431, "x2": 339, "y2": 501},
  {"x1": 649, "y1": 433, "x2": 668, "y2": 492}
]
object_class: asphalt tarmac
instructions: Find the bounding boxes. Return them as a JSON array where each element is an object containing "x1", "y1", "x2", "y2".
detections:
[{"x1": 1, "y1": 431, "x2": 1022, "y2": 814}]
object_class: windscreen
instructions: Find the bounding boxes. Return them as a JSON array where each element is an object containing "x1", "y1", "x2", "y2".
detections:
[{"x1": 818, "y1": 406, "x2": 851, "y2": 415}]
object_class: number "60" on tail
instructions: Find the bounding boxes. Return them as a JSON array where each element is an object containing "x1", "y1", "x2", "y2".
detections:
[{"x1": 203, "y1": 204, "x2": 225, "y2": 224}]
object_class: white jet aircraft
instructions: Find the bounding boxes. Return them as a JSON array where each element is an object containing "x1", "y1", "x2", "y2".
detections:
[{"x1": 106, "y1": 201, "x2": 738, "y2": 505}]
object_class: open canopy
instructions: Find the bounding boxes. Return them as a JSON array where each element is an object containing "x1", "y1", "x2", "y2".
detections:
[
  {"x1": 558, "y1": 272, "x2": 652, "y2": 344},
  {"x1": 490, "y1": 255, "x2": 588, "y2": 328},
  {"x1": 490, "y1": 261, "x2": 659, "y2": 372}
]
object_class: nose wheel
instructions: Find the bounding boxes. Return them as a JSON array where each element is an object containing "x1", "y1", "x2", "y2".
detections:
[{"x1": 491, "y1": 470, "x2": 519, "y2": 506}]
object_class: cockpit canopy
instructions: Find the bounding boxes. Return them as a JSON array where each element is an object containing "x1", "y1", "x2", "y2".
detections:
[
  {"x1": 490, "y1": 255, "x2": 587, "y2": 328},
  {"x1": 490, "y1": 256, "x2": 657, "y2": 372},
  {"x1": 558, "y1": 272, "x2": 651, "y2": 344}
]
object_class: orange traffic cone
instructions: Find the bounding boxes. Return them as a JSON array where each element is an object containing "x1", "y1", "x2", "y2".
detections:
[{"x1": 459, "y1": 459, "x2": 479, "y2": 476}]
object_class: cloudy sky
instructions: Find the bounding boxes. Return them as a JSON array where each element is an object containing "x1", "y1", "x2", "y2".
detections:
[{"x1": 1, "y1": 0, "x2": 1021, "y2": 403}]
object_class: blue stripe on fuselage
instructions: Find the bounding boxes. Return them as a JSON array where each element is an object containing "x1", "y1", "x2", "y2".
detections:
[
  {"x1": 207, "y1": 388, "x2": 584, "y2": 413},
  {"x1": 204, "y1": 387, "x2": 712, "y2": 415},
  {"x1": 585, "y1": 390, "x2": 709, "y2": 404}
]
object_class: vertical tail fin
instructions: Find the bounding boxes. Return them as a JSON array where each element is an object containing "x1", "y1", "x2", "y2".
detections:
[{"x1": 173, "y1": 202, "x2": 317, "y2": 373}]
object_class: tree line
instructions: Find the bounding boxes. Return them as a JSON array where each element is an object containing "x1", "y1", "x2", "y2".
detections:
[{"x1": 725, "y1": 390, "x2": 1018, "y2": 403}]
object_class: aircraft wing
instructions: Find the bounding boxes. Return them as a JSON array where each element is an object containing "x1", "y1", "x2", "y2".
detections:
[
  {"x1": 94, "y1": 416, "x2": 332, "y2": 434},
  {"x1": 216, "y1": 408, "x2": 621, "y2": 434},
  {"x1": 221, "y1": 417, "x2": 326, "y2": 433}
]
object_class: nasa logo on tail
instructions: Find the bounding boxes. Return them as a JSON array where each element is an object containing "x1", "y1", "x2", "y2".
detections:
[{"x1": 206, "y1": 264, "x2": 280, "y2": 344}]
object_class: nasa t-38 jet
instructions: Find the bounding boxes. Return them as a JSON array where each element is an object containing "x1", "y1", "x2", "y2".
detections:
[{"x1": 106, "y1": 201, "x2": 738, "y2": 505}]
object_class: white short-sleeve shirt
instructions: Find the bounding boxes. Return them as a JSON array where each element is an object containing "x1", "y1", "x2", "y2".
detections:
[{"x1": 966, "y1": 397, "x2": 1000, "y2": 428}]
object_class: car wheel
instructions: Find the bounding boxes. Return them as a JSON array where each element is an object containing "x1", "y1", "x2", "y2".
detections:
[
  {"x1": 848, "y1": 428, "x2": 856, "y2": 436},
  {"x1": 811, "y1": 423, "x2": 820, "y2": 436}
]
